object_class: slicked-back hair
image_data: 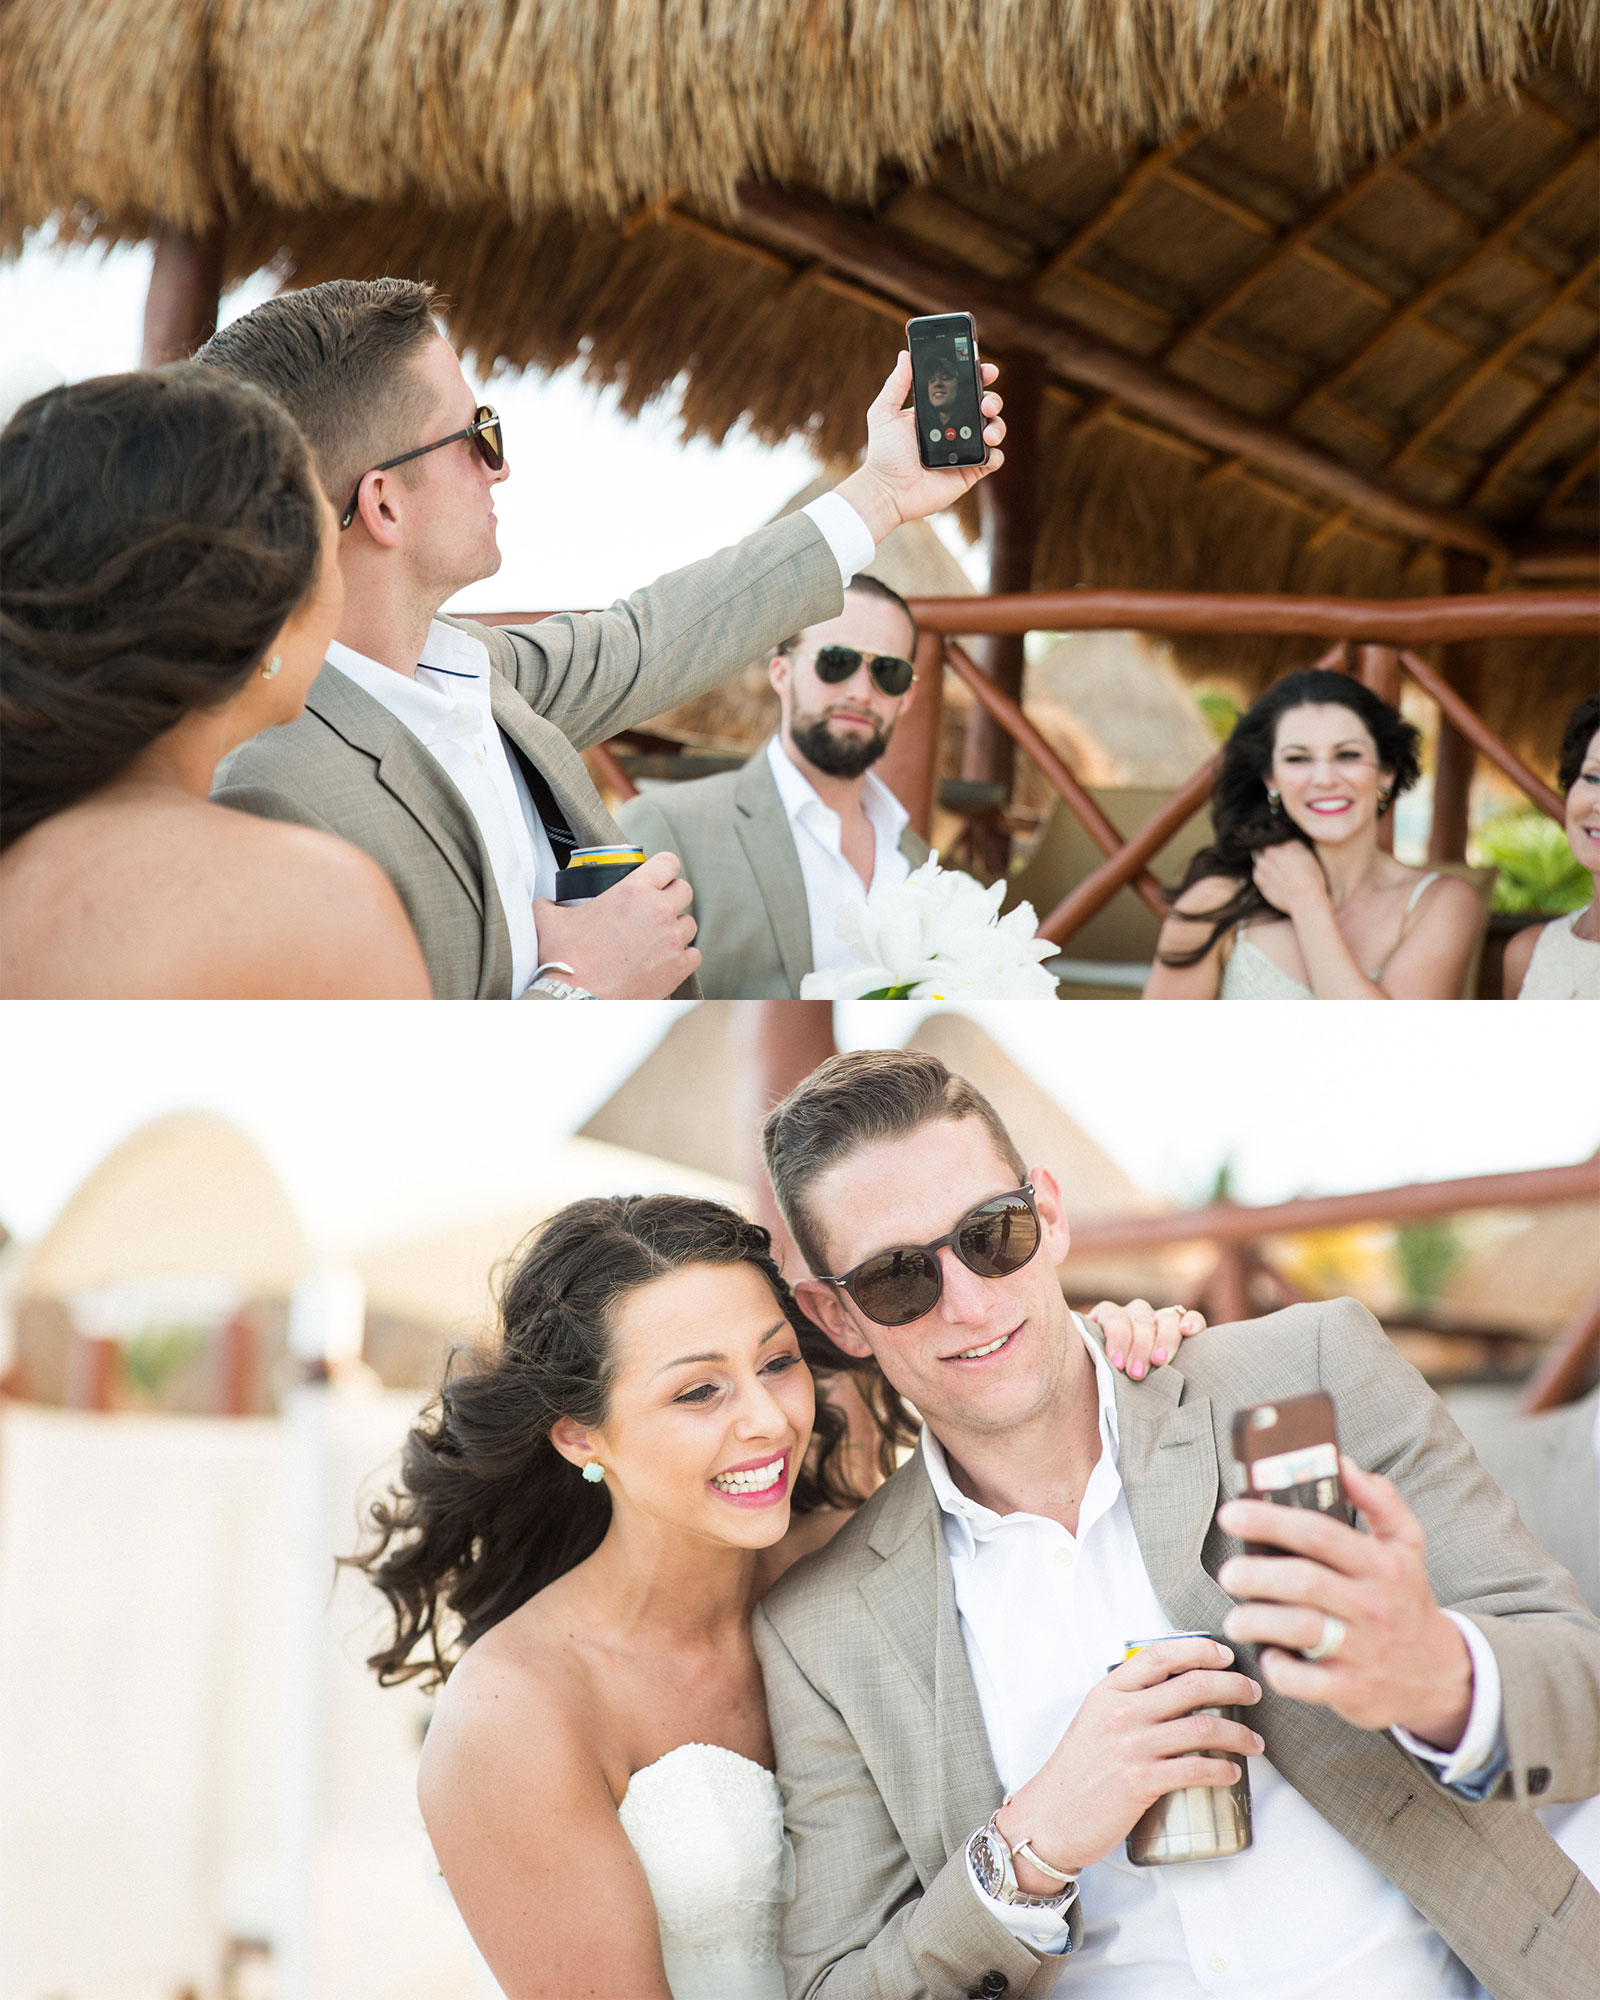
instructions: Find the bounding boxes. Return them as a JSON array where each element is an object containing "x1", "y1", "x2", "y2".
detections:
[
  {"x1": 194, "y1": 277, "x2": 442, "y2": 509},
  {"x1": 762, "y1": 1049, "x2": 1027, "y2": 1277},
  {"x1": 1558, "y1": 693, "x2": 1600, "y2": 795},
  {"x1": 776, "y1": 573, "x2": 918, "y2": 659}
]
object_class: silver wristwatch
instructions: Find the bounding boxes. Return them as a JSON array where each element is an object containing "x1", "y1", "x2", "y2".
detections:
[
  {"x1": 527, "y1": 960, "x2": 597, "y2": 1001},
  {"x1": 967, "y1": 1812, "x2": 1080, "y2": 1913}
]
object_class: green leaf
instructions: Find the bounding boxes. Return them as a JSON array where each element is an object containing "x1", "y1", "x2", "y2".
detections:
[{"x1": 1471, "y1": 812, "x2": 1589, "y2": 915}]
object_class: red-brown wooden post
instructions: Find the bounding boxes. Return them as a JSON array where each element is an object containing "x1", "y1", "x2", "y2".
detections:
[
  {"x1": 216, "y1": 1306, "x2": 260, "y2": 1417},
  {"x1": 1356, "y1": 646, "x2": 1402, "y2": 853},
  {"x1": 1429, "y1": 552, "x2": 1488, "y2": 863},
  {"x1": 1204, "y1": 1244, "x2": 1252, "y2": 1326},
  {"x1": 877, "y1": 630, "x2": 946, "y2": 842},
  {"x1": 65, "y1": 1332, "x2": 118, "y2": 1411},
  {"x1": 740, "y1": 1003, "x2": 840, "y2": 1278},
  {"x1": 141, "y1": 221, "x2": 227, "y2": 368},
  {"x1": 962, "y1": 347, "x2": 1045, "y2": 876}
]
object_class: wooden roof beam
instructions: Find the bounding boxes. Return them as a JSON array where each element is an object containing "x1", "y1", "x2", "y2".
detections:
[
  {"x1": 1390, "y1": 254, "x2": 1599, "y2": 471},
  {"x1": 1464, "y1": 337, "x2": 1600, "y2": 506},
  {"x1": 734, "y1": 184, "x2": 1505, "y2": 562},
  {"x1": 1536, "y1": 436, "x2": 1600, "y2": 523},
  {"x1": 1158, "y1": 114, "x2": 1452, "y2": 367},
  {"x1": 1028, "y1": 126, "x2": 1205, "y2": 295},
  {"x1": 1284, "y1": 135, "x2": 1600, "y2": 425}
]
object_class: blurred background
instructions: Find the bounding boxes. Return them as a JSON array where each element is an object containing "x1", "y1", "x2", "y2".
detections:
[{"x1": 0, "y1": 999, "x2": 1596, "y2": 2000}]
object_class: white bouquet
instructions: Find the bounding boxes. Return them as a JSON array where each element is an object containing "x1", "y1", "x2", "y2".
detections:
[{"x1": 799, "y1": 854, "x2": 1060, "y2": 1000}]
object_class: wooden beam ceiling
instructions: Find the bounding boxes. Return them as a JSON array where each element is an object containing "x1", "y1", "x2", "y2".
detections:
[{"x1": 732, "y1": 182, "x2": 1506, "y2": 559}]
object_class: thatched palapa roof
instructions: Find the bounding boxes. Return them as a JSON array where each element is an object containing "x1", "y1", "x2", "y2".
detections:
[{"x1": 6, "y1": 2, "x2": 1596, "y2": 755}]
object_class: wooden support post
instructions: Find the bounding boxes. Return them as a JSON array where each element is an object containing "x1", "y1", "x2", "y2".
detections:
[
  {"x1": 962, "y1": 348, "x2": 1045, "y2": 877},
  {"x1": 740, "y1": 1003, "x2": 840, "y2": 1278},
  {"x1": 1356, "y1": 646, "x2": 1401, "y2": 853},
  {"x1": 66, "y1": 1332, "x2": 118, "y2": 1411},
  {"x1": 216, "y1": 1306, "x2": 260, "y2": 1417},
  {"x1": 1204, "y1": 1244, "x2": 1252, "y2": 1326},
  {"x1": 141, "y1": 221, "x2": 227, "y2": 367},
  {"x1": 1429, "y1": 552, "x2": 1488, "y2": 864},
  {"x1": 877, "y1": 630, "x2": 946, "y2": 842}
]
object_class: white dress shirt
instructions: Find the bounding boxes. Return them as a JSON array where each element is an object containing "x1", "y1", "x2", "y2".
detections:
[
  {"x1": 322, "y1": 497, "x2": 875, "y2": 997},
  {"x1": 764, "y1": 735, "x2": 913, "y2": 971},
  {"x1": 933, "y1": 1318, "x2": 1499, "y2": 1997}
]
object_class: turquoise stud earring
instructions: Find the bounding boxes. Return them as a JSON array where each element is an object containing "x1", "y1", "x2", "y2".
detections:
[
  {"x1": 261, "y1": 654, "x2": 282, "y2": 680},
  {"x1": 581, "y1": 1461, "x2": 605, "y2": 1483}
]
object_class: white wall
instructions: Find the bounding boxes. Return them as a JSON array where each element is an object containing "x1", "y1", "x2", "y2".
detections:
[{"x1": 0, "y1": 1394, "x2": 484, "y2": 2000}]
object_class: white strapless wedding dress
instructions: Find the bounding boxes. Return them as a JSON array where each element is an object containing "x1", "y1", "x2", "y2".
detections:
[{"x1": 435, "y1": 1740, "x2": 790, "y2": 2000}]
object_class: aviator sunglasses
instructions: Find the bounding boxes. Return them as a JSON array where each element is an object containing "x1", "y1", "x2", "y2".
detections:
[
  {"x1": 340, "y1": 405, "x2": 505, "y2": 529},
  {"x1": 812, "y1": 644, "x2": 917, "y2": 699},
  {"x1": 816, "y1": 1184, "x2": 1041, "y2": 1326}
]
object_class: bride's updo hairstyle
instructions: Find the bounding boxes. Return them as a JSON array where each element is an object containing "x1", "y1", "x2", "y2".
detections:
[
  {"x1": 353, "y1": 1193, "x2": 911, "y2": 1689},
  {"x1": 1160, "y1": 668, "x2": 1422, "y2": 968},
  {"x1": 0, "y1": 366, "x2": 324, "y2": 850}
]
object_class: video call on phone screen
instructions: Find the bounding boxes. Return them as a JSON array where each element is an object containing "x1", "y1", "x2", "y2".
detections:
[{"x1": 909, "y1": 319, "x2": 985, "y2": 467}]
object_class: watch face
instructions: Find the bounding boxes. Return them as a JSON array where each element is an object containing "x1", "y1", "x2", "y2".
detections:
[{"x1": 969, "y1": 1823, "x2": 1005, "y2": 1895}]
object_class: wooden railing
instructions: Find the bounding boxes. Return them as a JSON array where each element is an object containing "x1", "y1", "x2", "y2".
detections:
[
  {"x1": 476, "y1": 587, "x2": 1596, "y2": 952},
  {"x1": 1066, "y1": 1156, "x2": 1600, "y2": 1410}
]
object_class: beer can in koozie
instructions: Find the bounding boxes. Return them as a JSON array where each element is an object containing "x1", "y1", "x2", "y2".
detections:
[
  {"x1": 1115, "y1": 1632, "x2": 1253, "y2": 1866},
  {"x1": 554, "y1": 844, "x2": 646, "y2": 903}
]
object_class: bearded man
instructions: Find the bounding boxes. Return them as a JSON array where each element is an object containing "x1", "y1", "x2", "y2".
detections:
[{"x1": 616, "y1": 576, "x2": 927, "y2": 998}]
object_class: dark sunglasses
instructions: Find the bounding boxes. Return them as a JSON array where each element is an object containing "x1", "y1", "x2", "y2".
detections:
[
  {"x1": 812, "y1": 644, "x2": 916, "y2": 699},
  {"x1": 816, "y1": 1185, "x2": 1040, "y2": 1327},
  {"x1": 339, "y1": 405, "x2": 505, "y2": 530}
]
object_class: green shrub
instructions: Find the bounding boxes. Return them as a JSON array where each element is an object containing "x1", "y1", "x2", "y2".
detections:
[{"x1": 1471, "y1": 811, "x2": 1589, "y2": 915}]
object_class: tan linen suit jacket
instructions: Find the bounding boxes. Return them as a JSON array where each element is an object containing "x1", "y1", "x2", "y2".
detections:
[
  {"x1": 614, "y1": 745, "x2": 930, "y2": 999},
  {"x1": 754, "y1": 1300, "x2": 1600, "y2": 2000},
  {"x1": 212, "y1": 513, "x2": 841, "y2": 998}
]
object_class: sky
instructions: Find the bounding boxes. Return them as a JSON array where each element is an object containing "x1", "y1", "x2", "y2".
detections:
[
  {"x1": 1, "y1": 1003, "x2": 1593, "y2": 1256},
  {"x1": 0, "y1": 235, "x2": 983, "y2": 610}
]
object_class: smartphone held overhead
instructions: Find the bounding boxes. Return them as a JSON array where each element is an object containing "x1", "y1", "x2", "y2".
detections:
[{"x1": 906, "y1": 313, "x2": 989, "y2": 469}]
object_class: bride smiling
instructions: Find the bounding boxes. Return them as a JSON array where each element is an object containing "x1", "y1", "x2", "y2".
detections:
[
  {"x1": 1145, "y1": 669, "x2": 1484, "y2": 999},
  {"x1": 351, "y1": 1194, "x2": 1198, "y2": 1998}
]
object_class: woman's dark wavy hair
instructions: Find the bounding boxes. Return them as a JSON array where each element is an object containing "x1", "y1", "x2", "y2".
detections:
[
  {"x1": 1160, "y1": 668, "x2": 1423, "y2": 967},
  {"x1": 0, "y1": 365, "x2": 324, "y2": 850},
  {"x1": 1558, "y1": 693, "x2": 1600, "y2": 795},
  {"x1": 349, "y1": 1194, "x2": 915, "y2": 1689}
]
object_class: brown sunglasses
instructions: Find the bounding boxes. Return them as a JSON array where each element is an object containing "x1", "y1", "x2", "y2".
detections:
[
  {"x1": 340, "y1": 405, "x2": 504, "y2": 530},
  {"x1": 815, "y1": 1185, "x2": 1041, "y2": 1326}
]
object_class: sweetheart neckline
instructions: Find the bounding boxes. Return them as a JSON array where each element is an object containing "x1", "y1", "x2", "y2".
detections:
[{"x1": 622, "y1": 1739, "x2": 778, "y2": 1804}]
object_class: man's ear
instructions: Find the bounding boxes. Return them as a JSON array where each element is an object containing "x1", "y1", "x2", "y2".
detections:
[
  {"x1": 549, "y1": 1415, "x2": 598, "y2": 1470},
  {"x1": 793, "y1": 1279, "x2": 875, "y2": 1360},
  {"x1": 353, "y1": 468, "x2": 406, "y2": 550},
  {"x1": 1030, "y1": 1164, "x2": 1072, "y2": 1265},
  {"x1": 769, "y1": 654, "x2": 790, "y2": 702}
]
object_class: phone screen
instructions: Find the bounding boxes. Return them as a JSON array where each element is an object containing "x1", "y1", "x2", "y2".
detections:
[{"x1": 907, "y1": 314, "x2": 987, "y2": 469}]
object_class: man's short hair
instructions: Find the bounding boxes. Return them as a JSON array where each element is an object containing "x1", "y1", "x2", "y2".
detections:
[
  {"x1": 194, "y1": 278, "x2": 441, "y2": 509},
  {"x1": 762, "y1": 1048, "x2": 1027, "y2": 1275},
  {"x1": 775, "y1": 573, "x2": 918, "y2": 661}
]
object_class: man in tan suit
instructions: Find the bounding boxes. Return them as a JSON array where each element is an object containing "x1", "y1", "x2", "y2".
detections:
[
  {"x1": 755, "y1": 1050, "x2": 1600, "y2": 2000},
  {"x1": 199, "y1": 280, "x2": 1004, "y2": 998},
  {"x1": 616, "y1": 577, "x2": 929, "y2": 997}
]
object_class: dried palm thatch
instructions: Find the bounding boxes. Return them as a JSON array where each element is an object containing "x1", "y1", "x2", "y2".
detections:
[{"x1": 5, "y1": 2, "x2": 1595, "y2": 757}]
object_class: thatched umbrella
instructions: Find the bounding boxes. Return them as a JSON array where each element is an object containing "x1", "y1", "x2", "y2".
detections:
[{"x1": 6, "y1": 0, "x2": 1594, "y2": 773}]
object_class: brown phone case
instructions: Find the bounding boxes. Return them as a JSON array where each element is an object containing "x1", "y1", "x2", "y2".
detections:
[{"x1": 1230, "y1": 1391, "x2": 1351, "y2": 1554}]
